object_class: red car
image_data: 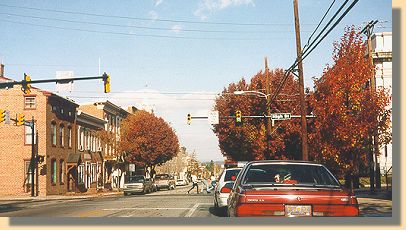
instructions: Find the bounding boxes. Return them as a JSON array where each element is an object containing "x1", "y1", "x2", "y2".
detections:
[{"x1": 227, "y1": 160, "x2": 359, "y2": 217}]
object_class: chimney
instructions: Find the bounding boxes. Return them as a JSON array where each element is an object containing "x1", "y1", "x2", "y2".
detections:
[{"x1": 0, "y1": 63, "x2": 4, "y2": 78}]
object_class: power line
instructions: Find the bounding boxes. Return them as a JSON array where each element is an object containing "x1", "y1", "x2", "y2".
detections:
[
  {"x1": 304, "y1": 0, "x2": 336, "y2": 50},
  {"x1": 270, "y1": 0, "x2": 360, "y2": 103},
  {"x1": 0, "y1": 3, "x2": 309, "y2": 27},
  {"x1": 0, "y1": 12, "x2": 312, "y2": 34},
  {"x1": 0, "y1": 19, "x2": 278, "y2": 41}
]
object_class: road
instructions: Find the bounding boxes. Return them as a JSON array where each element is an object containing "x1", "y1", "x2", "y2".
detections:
[{"x1": 0, "y1": 185, "x2": 392, "y2": 217}]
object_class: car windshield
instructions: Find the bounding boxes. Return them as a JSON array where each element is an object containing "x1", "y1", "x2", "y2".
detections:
[
  {"x1": 155, "y1": 174, "x2": 169, "y2": 180},
  {"x1": 128, "y1": 176, "x2": 144, "y2": 183},
  {"x1": 224, "y1": 168, "x2": 241, "y2": 182},
  {"x1": 242, "y1": 163, "x2": 340, "y2": 187}
]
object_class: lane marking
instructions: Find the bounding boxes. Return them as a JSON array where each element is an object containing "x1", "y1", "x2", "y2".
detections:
[
  {"x1": 185, "y1": 203, "x2": 212, "y2": 217},
  {"x1": 103, "y1": 207, "x2": 190, "y2": 211}
]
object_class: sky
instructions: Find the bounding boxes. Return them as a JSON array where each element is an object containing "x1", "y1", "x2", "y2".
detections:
[{"x1": 0, "y1": 0, "x2": 392, "y2": 162}]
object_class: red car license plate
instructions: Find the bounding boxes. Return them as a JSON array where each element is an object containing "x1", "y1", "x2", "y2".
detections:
[{"x1": 285, "y1": 205, "x2": 312, "y2": 217}]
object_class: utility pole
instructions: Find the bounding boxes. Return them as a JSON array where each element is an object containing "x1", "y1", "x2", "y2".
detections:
[
  {"x1": 30, "y1": 116, "x2": 35, "y2": 197},
  {"x1": 362, "y1": 20, "x2": 380, "y2": 191},
  {"x1": 293, "y1": 0, "x2": 309, "y2": 161},
  {"x1": 265, "y1": 57, "x2": 272, "y2": 159}
]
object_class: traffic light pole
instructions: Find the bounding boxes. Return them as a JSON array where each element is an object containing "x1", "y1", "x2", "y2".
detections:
[{"x1": 30, "y1": 116, "x2": 35, "y2": 197}]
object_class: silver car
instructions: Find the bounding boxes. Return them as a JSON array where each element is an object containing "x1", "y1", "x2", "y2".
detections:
[{"x1": 123, "y1": 175, "x2": 154, "y2": 195}]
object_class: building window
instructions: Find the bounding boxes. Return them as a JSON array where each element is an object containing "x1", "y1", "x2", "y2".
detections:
[
  {"x1": 60, "y1": 160, "x2": 65, "y2": 184},
  {"x1": 25, "y1": 125, "x2": 36, "y2": 145},
  {"x1": 24, "y1": 160, "x2": 34, "y2": 185},
  {"x1": 59, "y1": 125, "x2": 64, "y2": 147},
  {"x1": 51, "y1": 159, "x2": 57, "y2": 185},
  {"x1": 51, "y1": 122, "x2": 57, "y2": 146},
  {"x1": 78, "y1": 164, "x2": 84, "y2": 184},
  {"x1": 68, "y1": 126, "x2": 72, "y2": 148},
  {"x1": 24, "y1": 96, "x2": 36, "y2": 109}
]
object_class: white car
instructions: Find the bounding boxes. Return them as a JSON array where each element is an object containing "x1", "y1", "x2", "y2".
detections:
[
  {"x1": 214, "y1": 167, "x2": 242, "y2": 209},
  {"x1": 176, "y1": 179, "x2": 188, "y2": 186}
]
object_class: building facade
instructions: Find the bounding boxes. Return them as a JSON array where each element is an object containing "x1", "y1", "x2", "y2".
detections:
[
  {"x1": 66, "y1": 110, "x2": 106, "y2": 194},
  {"x1": 371, "y1": 32, "x2": 392, "y2": 175},
  {"x1": 1, "y1": 66, "x2": 78, "y2": 196},
  {"x1": 79, "y1": 101, "x2": 129, "y2": 190}
]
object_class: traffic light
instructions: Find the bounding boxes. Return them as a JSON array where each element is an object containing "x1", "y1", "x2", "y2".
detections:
[
  {"x1": 16, "y1": 113, "x2": 25, "y2": 126},
  {"x1": 22, "y1": 73, "x2": 32, "y2": 94},
  {"x1": 187, "y1": 113, "x2": 192, "y2": 125},
  {"x1": 103, "y1": 72, "x2": 110, "y2": 93},
  {"x1": 236, "y1": 110, "x2": 242, "y2": 123},
  {"x1": 0, "y1": 109, "x2": 5, "y2": 123}
]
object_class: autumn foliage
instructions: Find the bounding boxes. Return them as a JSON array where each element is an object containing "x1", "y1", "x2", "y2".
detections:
[
  {"x1": 213, "y1": 69, "x2": 304, "y2": 161},
  {"x1": 120, "y1": 110, "x2": 179, "y2": 170},
  {"x1": 308, "y1": 27, "x2": 392, "y2": 177}
]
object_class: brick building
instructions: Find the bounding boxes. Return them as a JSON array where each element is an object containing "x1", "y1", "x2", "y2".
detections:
[
  {"x1": 1, "y1": 65, "x2": 79, "y2": 196},
  {"x1": 66, "y1": 110, "x2": 106, "y2": 194},
  {"x1": 79, "y1": 101, "x2": 129, "y2": 190}
]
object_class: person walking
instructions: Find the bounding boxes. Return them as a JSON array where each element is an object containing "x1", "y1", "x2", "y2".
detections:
[{"x1": 188, "y1": 173, "x2": 199, "y2": 194}]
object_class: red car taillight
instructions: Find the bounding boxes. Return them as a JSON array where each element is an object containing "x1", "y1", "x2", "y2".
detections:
[
  {"x1": 236, "y1": 204, "x2": 285, "y2": 217},
  {"x1": 220, "y1": 187, "x2": 232, "y2": 193}
]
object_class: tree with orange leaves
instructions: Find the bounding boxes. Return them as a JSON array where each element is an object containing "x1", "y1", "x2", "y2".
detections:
[
  {"x1": 120, "y1": 110, "x2": 179, "y2": 177},
  {"x1": 308, "y1": 27, "x2": 392, "y2": 186},
  {"x1": 213, "y1": 68, "x2": 304, "y2": 161}
]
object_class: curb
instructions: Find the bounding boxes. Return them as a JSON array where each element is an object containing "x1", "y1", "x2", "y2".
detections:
[{"x1": 0, "y1": 192, "x2": 122, "y2": 202}]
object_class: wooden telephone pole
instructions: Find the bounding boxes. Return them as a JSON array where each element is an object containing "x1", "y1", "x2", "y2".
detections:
[
  {"x1": 293, "y1": 0, "x2": 309, "y2": 161},
  {"x1": 265, "y1": 57, "x2": 272, "y2": 159}
]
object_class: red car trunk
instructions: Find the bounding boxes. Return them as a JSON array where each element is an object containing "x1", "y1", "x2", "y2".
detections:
[{"x1": 235, "y1": 187, "x2": 359, "y2": 217}]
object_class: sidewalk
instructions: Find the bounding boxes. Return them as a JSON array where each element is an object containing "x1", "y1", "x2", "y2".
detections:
[
  {"x1": 0, "y1": 191, "x2": 122, "y2": 202},
  {"x1": 354, "y1": 187, "x2": 392, "y2": 200}
]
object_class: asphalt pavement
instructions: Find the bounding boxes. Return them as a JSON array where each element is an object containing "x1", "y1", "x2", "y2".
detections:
[{"x1": 0, "y1": 184, "x2": 392, "y2": 217}]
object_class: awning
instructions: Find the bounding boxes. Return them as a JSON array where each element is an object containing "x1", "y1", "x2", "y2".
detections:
[{"x1": 67, "y1": 152, "x2": 81, "y2": 164}]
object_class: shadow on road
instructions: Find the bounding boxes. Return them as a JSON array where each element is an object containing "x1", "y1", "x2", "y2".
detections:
[
  {"x1": 208, "y1": 206, "x2": 227, "y2": 217},
  {"x1": 0, "y1": 203, "x2": 24, "y2": 214}
]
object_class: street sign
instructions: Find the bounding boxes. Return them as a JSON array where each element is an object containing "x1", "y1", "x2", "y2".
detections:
[
  {"x1": 271, "y1": 113, "x2": 291, "y2": 120},
  {"x1": 129, "y1": 163, "x2": 136, "y2": 172},
  {"x1": 56, "y1": 71, "x2": 74, "y2": 92},
  {"x1": 208, "y1": 110, "x2": 219, "y2": 125}
]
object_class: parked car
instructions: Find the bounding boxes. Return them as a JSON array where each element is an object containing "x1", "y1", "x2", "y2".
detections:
[
  {"x1": 176, "y1": 179, "x2": 188, "y2": 186},
  {"x1": 154, "y1": 173, "x2": 176, "y2": 190},
  {"x1": 123, "y1": 175, "x2": 154, "y2": 195},
  {"x1": 227, "y1": 160, "x2": 359, "y2": 217},
  {"x1": 214, "y1": 167, "x2": 242, "y2": 209}
]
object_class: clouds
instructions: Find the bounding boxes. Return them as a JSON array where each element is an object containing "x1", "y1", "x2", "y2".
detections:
[
  {"x1": 107, "y1": 89, "x2": 223, "y2": 161},
  {"x1": 154, "y1": 0, "x2": 164, "y2": 7},
  {"x1": 194, "y1": 0, "x2": 255, "y2": 20}
]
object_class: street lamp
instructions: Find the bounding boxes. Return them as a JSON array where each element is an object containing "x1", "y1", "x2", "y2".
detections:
[
  {"x1": 233, "y1": 90, "x2": 273, "y2": 160},
  {"x1": 234, "y1": 90, "x2": 269, "y2": 98}
]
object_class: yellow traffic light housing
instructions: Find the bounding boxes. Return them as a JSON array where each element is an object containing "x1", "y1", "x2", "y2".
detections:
[
  {"x1": 0, "y1": 109, "x2": 5, "y2": 123},
  {"x1": 16, "y1": 113, "x2": 25, "y2": 126},
  {"x1": 236, "y1": 110, "x2": 242, "y2": 123},
  {"x1": 22, "y1": 73, "x2": 32, "y2": 94},
  {"x1": 187, "y1": 113, "x2": 192, "y2": 125},
  {"x1": 103, "y1": 72, "x2": 110, "y2": 93}
]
